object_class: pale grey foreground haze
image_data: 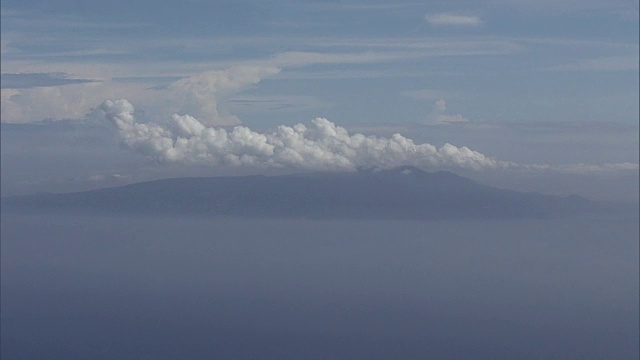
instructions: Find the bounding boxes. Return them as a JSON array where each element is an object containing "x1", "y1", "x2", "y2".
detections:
[{"x1": 2, "y1": 214, "x2": 638, "y2": 359}]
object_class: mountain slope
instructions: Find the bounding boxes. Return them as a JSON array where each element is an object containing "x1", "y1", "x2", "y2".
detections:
[{"x1": 1, "y1": 166, "x2": 595, "y2": 219}]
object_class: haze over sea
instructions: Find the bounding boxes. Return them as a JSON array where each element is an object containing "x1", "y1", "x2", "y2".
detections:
[{"x1": 2, "y1": 210, "x2": 638, "y2": 359}]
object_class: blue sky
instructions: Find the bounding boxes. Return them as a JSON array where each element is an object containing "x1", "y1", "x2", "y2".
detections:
[{"x1": 1, "y1": 0, "x2": 638, "y2": 199}]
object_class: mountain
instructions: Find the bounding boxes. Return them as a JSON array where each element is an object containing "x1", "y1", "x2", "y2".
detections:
[{"x1": 1, "y1": 166, "x2": 597, "y2": 219}]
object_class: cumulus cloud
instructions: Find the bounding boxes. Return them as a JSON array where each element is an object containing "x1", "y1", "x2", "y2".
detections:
[
  {"x1": 1, "y1": 82, "x2": 111, "y2": 123},
  {"x1": 168, "y1": 65, "x2": 281, "y2": 126},
  {"x1": 0, "y1": 78, "x2": 154, "y2": 123},
  {"x1": 0, "y1": 65, "x2": 281, "y2": 124},
  {"x1": 95, "y1": 99, "x2": 505, "y2": 171},
  {"x1": 425, "y1": 13, "x2": 482, "y2": 27},
  {"x1": 427, "y1": 99, "x2": 470, "y2": 125},
  {"x1": 93, "y1": 98, "x2": 639, "y2": 175}
]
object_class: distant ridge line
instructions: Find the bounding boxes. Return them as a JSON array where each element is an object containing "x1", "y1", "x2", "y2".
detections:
[{"x1": 1, "y1": 166, "x2": 597, "y2": 220}]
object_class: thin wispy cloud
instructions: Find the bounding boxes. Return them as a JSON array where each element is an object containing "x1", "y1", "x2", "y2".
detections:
[
  {"x1": 425, "y1": 13, "x2": 483, "y2": 27},
  {"x1": 0, "y1": 72, "x2": 100, "y2": 89},
  {"x1": 0, "y1": 52, "x2": 414, "y2": 124},
  {"x1": 520, "y1": 162, "x2": 640, "y2": 174},
  {"x1": 401, "y1": 89, "x2": 448, "y2": 101},
  {"x1": 487, "y1": 0, "x2": 638, "y2": 15},
  {"x1": 432, "y1": 114, "x2": 469, "y2": 125},
  {"x1": 229, "y1": 95, "x2": 332, "y2": 113},
  {"x1": 545, "y1": 56, "x2": 640, "y2": 72},
  {"x1": 337, "y1": 3, "x2": 427, "y2": 11},
  {"x1": 269, "y1": 51, "x2": 417, "y2": 67}
]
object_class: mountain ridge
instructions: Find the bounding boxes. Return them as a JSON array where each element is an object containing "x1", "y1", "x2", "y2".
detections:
[{"x1": 1, "y1": 166, "x2": 597, "y2": 220}]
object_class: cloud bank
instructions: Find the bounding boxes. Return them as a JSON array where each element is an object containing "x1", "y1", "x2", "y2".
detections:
[
  {"x1": 95, "y1": 99, "x2": 504, "y2": 171},
  {"x1": 94, "y1": 99, "x2": 639, "y2": 174}
]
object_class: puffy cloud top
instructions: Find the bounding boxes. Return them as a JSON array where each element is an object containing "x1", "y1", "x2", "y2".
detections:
[
  {"x1": 96, "y1": 99, "x2": 503, "y2": 171},
  {"x1": 96, "y1": 99, "x2": 638, "y2": 174}
]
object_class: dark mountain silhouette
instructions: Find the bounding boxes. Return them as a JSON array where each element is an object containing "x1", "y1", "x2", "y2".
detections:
[{"x1": 1, "y1": 166, "x2": 597, "y2": 219}]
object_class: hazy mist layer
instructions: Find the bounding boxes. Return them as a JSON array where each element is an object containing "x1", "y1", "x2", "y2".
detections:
[{"x1": 2, "y1": 212, "x2": 638, "y2": 359}]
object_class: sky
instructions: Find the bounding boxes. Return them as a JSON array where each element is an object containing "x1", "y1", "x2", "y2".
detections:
[{"x1": 1, "y1": 0, "x2": 638, "y2": 200}]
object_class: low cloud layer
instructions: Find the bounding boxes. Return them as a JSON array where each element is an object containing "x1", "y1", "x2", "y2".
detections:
[{"x1": 96, "y1": 99, "x2": 504, "y2": 171}]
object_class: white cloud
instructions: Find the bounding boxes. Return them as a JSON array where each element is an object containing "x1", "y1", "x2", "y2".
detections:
[
  {"x1": 168, "y1": 65, "x2": 281, "y2": 126},
  {"x1": 0, "y1": 64, "x2": 281, "y2": 124},
  {"x1": 425, "y1": 13, "x2": 483, "y2": 27},
  {"x1": 0, "y1": 80, "x2": 155, "y2": 123},
  {"x1": 426, "y1": 99, "x2": 470, "y2": 125},
  {"x1": 0, "y1": 52, "x2": 414, "y2": 124},
  {"x1": 95, "y1": 99, "x2": 505, "y2": 171},
  {"x1": 1, "y1": 82, "x2": 107, "y2": 123}
]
